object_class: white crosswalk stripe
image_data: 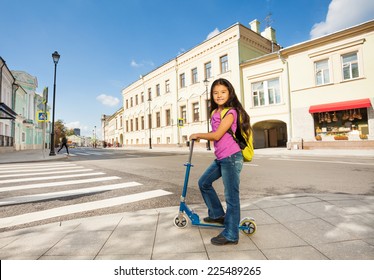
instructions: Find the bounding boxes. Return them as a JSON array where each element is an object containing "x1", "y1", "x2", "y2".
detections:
[
  {"x1": 0, "y1": 172, "x2": 106, "y2": 184},
  {"x1": 0, "y1": 168, "x2": 93, "y2": 178},
  {"x1": 0, "y1": 162, "x2": 172, "y2": 229},
  {"x1": 66, "y1": 149, "x2": 115, "y2": 157},
  {"x1": 0, "y1": 190, "x2": 172, "y2": 228},
  {"x1": 0, "y1": 181, "x2": 142, "y2": 206}
]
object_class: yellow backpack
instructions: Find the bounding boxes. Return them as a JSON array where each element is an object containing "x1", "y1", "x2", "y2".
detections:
[{"x1": 212, "y1": 107, "x2": 254, "y2": 162}]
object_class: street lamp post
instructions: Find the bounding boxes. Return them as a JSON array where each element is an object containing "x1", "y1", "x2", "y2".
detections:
[
  {"x1": 203, "y1": 78, "x2": 211, "y2": 150},
  {"x1": 49, "y1": 51, "x2": 60, "y2": 156},
  {"x1": 148, "y1": 98, "x2": 152, "y2": 149}
]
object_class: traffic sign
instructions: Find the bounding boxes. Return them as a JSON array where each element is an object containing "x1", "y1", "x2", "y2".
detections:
[{"x1": 36, "y1": 111, "x2": 49, "y2": 122}]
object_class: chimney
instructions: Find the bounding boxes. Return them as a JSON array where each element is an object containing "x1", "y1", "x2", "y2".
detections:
[
  {"x1": 261, "y1": 26, "x2": 277, "y2": 43},
  {"x1": 249, "y1": 19, "x2": 260, "y2": 33}
]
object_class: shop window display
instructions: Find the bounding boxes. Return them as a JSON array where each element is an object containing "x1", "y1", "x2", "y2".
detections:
[{"x1": 313, "y1": 108, "x2": 368, "y2": 140}]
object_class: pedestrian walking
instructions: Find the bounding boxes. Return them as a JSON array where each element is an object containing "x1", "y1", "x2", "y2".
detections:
[
  {"x1": 57, "y1": 135, "x2": 69, "y2": 154},
  {"x1": 189, "y1": 78, "x2": 252, "y2": 246}
]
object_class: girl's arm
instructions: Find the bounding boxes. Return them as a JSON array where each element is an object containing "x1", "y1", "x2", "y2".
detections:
[{"x1": 189, "y1": 113, "x2": 234, "y2": 141}]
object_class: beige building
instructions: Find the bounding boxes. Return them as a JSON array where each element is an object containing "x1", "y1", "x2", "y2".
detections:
[
  {"x1": 242, "y1": 20, "x2": 374, "y2": 149},
  {"x1": 102, "y1": 107, "x2": 124, "y2": 147},
  {"x1": 120, "y1": 21, "x2": 280, "y2": 147},
  {"x1": 105, "y1": 20, "x2": 373, "y2": 150}
]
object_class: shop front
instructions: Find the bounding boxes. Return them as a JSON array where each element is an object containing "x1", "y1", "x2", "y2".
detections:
[{"x1": 309, "y1": 98, "x2": 372, "y2": 144}]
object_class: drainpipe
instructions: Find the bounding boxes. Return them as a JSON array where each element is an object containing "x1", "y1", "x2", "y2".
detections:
[
  {"x1": 278, "y1": 50, "x2": 293, "y2": 149},
  {"x1": 175, "y1": 58, "x2": 180, "y2": 146}
]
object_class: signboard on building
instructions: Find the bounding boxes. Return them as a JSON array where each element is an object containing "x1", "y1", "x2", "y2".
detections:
[
  {"x1": 36, "y1": 111, "x2": 49, "y2": 122},
  {"x1": 178, "y1": 118, "x2": 184, "y2": 127}
]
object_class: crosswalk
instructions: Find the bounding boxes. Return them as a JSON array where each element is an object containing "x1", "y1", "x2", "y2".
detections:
[
  {"x1": 0, "y1": 162, "x2": 172, "y2": 229},
  {"x1": 59, "y1": 148, "x2": 121, "y2": 157}
]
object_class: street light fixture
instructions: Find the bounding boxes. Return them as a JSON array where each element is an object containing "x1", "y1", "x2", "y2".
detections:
[
  {"x1": 49, "y1": 51, "x2": 60, "y2": 156},
  {"x1": 148, "y1": 97, "x2": 152, "y2": 149},
  {"x1": 203, "y1": 78, "x2": 211, "y2": 150}
]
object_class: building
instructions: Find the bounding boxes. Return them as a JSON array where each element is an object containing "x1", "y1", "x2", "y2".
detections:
[
  {"x1": 105, "y1": 19, "x2": 373, "y2": 150},
  {"x1": 101, "y1": 107, "x2": 124, "y2": 147},
  {"x1": 241, "y1": 19, "x2": 374, "y2": 149},
  {"x1": 0, "y1": 57, "x2": 17, "y2": 152},
  {"x1": 12, "y1": 71, "x2": 49, "y2": 150},
  {"x1": 119, "y1": 21, "x2": 279, "y2": 147},
  {"x1": 73, "y1": 128, "x2": 81, "y2": 136}
]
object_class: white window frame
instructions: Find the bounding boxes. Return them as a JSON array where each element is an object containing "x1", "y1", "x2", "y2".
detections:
[
  {"x1": 342, "y1": 52, "x2": 359, "y2": 80},
  {"x1": 191, "y1": 68, "x2": 198, "y2": 84},
  {"x1": 252, "y1": 78, "x2": 281, "y2": 107},
  {"x1": 220, "y1": 55, "x2": 228, "y2": 73},
  {"x1": 315, "y1": 59, "x2": 330, "y2": 85}
]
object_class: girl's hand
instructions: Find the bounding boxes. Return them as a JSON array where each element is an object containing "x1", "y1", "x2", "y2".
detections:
[{"x1": 189, "y1": 134, "x2": 200, "y2": 141}]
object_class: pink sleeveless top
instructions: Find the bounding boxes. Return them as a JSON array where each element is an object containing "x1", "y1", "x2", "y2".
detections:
[{"x1": 211, "y1": 109, "x2": 241, "y2": 160}]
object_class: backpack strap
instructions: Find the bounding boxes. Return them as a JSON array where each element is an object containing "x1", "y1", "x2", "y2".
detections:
[{"x1": 220, "y1": 107, "x2": 238, "y2": 141}]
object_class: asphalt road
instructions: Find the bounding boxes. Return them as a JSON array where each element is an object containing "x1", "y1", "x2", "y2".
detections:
[{"x1": 0, "y1": 148, "x2": 373, "y2": 231}]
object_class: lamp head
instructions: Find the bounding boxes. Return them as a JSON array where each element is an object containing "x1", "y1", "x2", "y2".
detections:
[{"x1": 52, "y1": 51, "x2": 60, "y2": 64}]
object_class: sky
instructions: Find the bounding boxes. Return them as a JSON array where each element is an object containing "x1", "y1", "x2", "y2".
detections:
[{"x1": 1, "y1": 0, "x2": 373, "y2": 138}]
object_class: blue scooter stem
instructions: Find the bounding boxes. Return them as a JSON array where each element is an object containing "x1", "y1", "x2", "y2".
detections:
[{"x1": 181, "y1": 139, "x2": 194, "y2": 199}]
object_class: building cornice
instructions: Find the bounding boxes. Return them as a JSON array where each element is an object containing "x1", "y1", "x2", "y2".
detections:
[{"x1": 240, "y1": 20, "x2": 374, "y2": 67}]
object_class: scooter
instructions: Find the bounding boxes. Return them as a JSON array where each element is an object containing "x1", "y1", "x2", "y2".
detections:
[{"x1": 173, "y1": 139, "x2": 256, "y2": 236}]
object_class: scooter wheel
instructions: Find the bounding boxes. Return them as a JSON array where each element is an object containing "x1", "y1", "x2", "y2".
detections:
[
  {"x1": 174, "y1": 214, "x2": 188, "y2": 229},
  {"x1": 240, "y1": 217, "x2": 256, "y2": 235}
]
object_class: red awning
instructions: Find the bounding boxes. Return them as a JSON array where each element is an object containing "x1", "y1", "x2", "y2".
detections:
[{"x1": 309, "y1": 98, "x2": 372, "y2": 113}]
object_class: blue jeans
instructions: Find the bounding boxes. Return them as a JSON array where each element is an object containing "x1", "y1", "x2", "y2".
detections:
[{"x1": 198, "y1": 151, "x2": 243, "y2": 241}]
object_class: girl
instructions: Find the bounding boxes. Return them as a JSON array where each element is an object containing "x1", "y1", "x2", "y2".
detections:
[{"x1": 189, "y1": 78, "x2": 252, "y2": 245}]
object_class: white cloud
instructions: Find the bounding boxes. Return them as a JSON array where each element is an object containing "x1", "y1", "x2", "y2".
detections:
[
  {"x1": 96, "y1": 94, "x2": 120, "y2": 107},
  {"x1": 206, "y1": 28, "x2": 220, "y2": 40},
  {"x1": 65, "y1": 121, "x2": 81, "y2": 129},
  {"x1": 65, "y1": 121, "x2": 90, "y2": 132},
  {"x1": 130, "y1": 59, "x2": 154, "y2": 68},
  {"x1": 310, "y1": 0, "x2": 374, "y2": 39},
  {"x1": 131, "y1": 59, "x2": 143, "y2": 68}
]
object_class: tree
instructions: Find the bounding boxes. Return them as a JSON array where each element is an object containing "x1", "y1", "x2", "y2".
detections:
[{"x1": 54, "y1": 120, "x2": 68, "y2": 147}]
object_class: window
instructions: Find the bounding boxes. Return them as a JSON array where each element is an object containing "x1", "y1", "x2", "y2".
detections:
[
  {"x1": 180, "y1": 105, "x2": 187, "y2": 122},
  {"x1": 191, "y1": 68, "x2": 198, "y2": 84},
  {"x1": 342, "y1": 52, "x2": 359, "y2": 80},
  {"x1": 205, "y1": 62, "x2": 212, "y2": 79},
  {"x1": 165, "y1": 80, "x2": 170, "y2": 93},
  {"x1": 252, "y1": 78, "x2": 281, "y2": 107},
  {"x1": 148, "y1": 88, "x2": 152, "y2": 101},
  {"x1": 156, "y1": 84, "x2": 160, "y2": 96},
  {"x1": 126, "y1": 99, "x2": 129, "y2": 109},
  {"x1": 130, "y1": 119, "x2": 133, "y2": 131},
  {"x1": 141, "y1": 116, "x2": 144, "y2": 130},
  {"x1": 315, "y1": 59, "x2": 330, "y2": 85},
  {"x1": 165, "y1": 109, "x2": 171, "y2": 126},
  {"x1": 252, "y1": 82, "x2": 264, "y2": 107},
  {"x1": 220, "y1": 55, "x2": 228, "y2": 73},
  {"x1": 192, "y1": 102, "x2": 199, "y2": 122},
  {"x1": 141, "y1": 92, "x2": 144, "y2": 103},
  {"x1": 135, "y1": 95, "x2": 138, "y2": 105},
  {"x1": 126, "y1": 120, "x2": 129, "y2": 132},
  {"x1": 135, "y1": 117, "x2": 138, "y2": 131},
  {"x1": 180, "y1": 73, "x2": 185, "y2": 88},
  {"x1": 120, "y1": 116, "x2": 123, "y2": 127},
  {"x1": 130, "y1": 97, "x2": 133, "y2": 107},
  {"x1": 156, "y1": 112, "x2": 161, "y2": 127}
]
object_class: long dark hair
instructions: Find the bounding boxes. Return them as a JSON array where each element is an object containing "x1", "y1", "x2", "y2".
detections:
[{"x1": 209, "y1": 78, "x2": 252, "y2": 138}]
